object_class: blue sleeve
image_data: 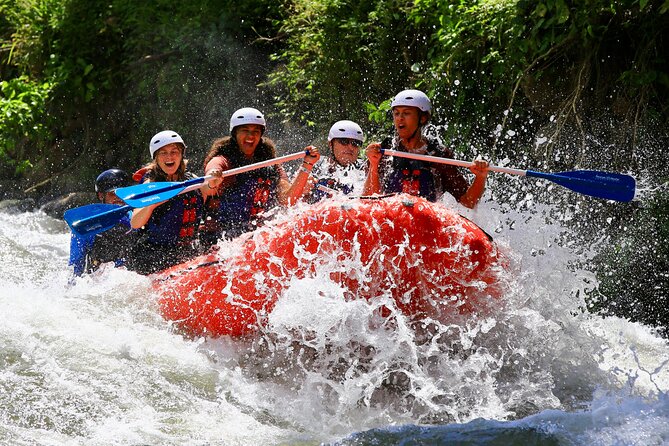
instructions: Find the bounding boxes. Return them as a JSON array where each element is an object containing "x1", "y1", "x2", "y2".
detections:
[
  {"x1": 119, "y1": 212, "x2": 132, "y2": 228},
  {"x1": 69, "y1": 232, "x2": 95, "y2": 276}
]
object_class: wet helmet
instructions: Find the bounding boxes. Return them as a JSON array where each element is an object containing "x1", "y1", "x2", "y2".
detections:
[
  {"x1": 95, "y1": 169, "x2": 131, "y2": 193},
  {"x1": 230, "y1": 107, "x2": 266, "y2": 133},
  {"x1": 149, "y1": 130, "x2": 185, "y2": 158},
  {"x1": 390, "y1": 89, "x2": 432, "y2": 113},
  {"x1": 328, "y1": 120, "x2": 364, "y2": 142}
]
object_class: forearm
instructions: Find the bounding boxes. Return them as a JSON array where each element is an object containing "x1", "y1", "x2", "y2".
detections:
[
  {"x1": 458, "y1": 174, "x2": 487, "y2": 209},
  {"x1": 363, "y1": 165, "x2": 381, "y2": 195},
  {"x1": 281, "y1": 163, "x2": 314, "y2": 205},
  {"x1": 130, "y1": 204, "x2": 159, "y2": 228}
]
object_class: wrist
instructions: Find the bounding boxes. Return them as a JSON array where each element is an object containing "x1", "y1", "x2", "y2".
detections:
[{"x1": 303, "y1": 161, "x2": 314, "y2": 166}]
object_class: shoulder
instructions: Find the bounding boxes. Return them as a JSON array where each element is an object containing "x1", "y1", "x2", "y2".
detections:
[
  {"x1": 259, "y1": 137, "x2": 277, "y2": 150},
  {"x1": 426, "y1": 138, "x2": 454, "y2": 158},
  {"x1": 133, "y1": 166, "x2": 152, "y2": 183}
]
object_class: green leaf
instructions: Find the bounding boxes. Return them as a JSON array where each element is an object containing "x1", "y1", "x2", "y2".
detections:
[
  {"x1": 661, "y1": 0, "x2": 669, "y2": 13},
  {"x1": 556, "y1": 2, "x2": 570, "y2": 24}
]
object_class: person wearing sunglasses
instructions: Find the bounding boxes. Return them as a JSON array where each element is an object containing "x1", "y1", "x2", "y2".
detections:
[
  {"x1": 363, "y1": 89, "x2": 489, "y2": 208},
  {"x1": 304, "y1": 120, "x2": 367, "y2": 203}
]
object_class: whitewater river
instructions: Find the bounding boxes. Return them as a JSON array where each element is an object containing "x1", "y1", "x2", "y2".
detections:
[{"x1": 1, "y1": 193, "x2": 668, "y2": 446}]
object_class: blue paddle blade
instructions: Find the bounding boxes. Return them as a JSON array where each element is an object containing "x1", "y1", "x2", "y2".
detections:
[
  {"x1": 527, "y1": 170, "x2": 636, "y2": 202},
  {"x1": 115, "y1": 177, "x2": 205, "y2": 208},
  {"x1": 64, "y1": 204, "x2": 131, "y2": 236},
  {"x1": 64, "y1": 204, "x2": 119, "y2": 229}
]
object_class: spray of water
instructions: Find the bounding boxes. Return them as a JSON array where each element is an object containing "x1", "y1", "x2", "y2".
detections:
[{"x1": 0, "y1": 186, "x2": 667, "y2": 444}]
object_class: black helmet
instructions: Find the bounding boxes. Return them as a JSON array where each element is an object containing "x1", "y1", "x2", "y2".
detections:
[{"x1": 95, "y1": 169, "x2": 131, "y2": 193}]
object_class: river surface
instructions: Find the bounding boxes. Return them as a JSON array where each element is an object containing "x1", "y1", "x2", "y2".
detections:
[{"x1": 0, "y1": 193, "x2": 667, "y2": 446}]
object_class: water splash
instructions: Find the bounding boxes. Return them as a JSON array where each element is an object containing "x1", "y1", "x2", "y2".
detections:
[{"x1": 0, "y1": 195, "x2": 668, "y2": 444}]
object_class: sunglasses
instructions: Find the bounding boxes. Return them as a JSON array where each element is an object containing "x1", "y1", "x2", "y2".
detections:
[{"x1": 334, "y1": 138, "x2": 362, "y2": 148}]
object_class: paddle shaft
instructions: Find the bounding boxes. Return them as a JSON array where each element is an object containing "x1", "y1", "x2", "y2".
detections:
[
  {"x1": 67, "y1": 151, "x2": 309, "y2": 236},
  {"x1": 125, "y1": 151, "x2": 308, "y2": 202},
  {"x1": 218, "y1": 151, "x2": 307, "y2": 178},
  {"x1": 381, "y1": 149, "x2": 526, "y2": 176},
  {"x1": 380, "y1": 148, "x2": 636, "y2": 202}
]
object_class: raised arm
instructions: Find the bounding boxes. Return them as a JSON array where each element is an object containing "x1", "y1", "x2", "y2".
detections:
[
  {"x1": 280, "y1": 146, "x2": 321, "y2": 205},
  {"x1": 362, "y1": 142, "x2": 382, "y2": 195},
  {"x1": 457, "y1": 160, "x2": 489, "y2": 209}
]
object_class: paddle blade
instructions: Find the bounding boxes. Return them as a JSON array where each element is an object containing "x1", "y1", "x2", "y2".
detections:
[
  {"x1": 64, "y1": 204, "x2": 118, "y2": 229},
  {"x1": 64, "y1": 204, "x2": 131, "y2": 236},
  {"x1": 527, "y1": 170, "x2": 636, "y2": 202},
  {"x1": 116, "y1": 181, "x2": 187, "y2": 207}
]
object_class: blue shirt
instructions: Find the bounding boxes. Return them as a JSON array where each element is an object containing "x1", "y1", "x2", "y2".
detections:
[{"x1": 69, "y1": 212, "x2": 132, "y2": 276}]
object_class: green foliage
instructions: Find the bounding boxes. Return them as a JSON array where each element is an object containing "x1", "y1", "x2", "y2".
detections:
[
  {"x1": 0, "y1": 0, "x2": 264, "y2": 178},
  {"x1": 0, "y1": 76, "x2": 52, "y2": 177},
  {"x1": 266, "y1": 0, "x2": 669, "y2": 158},
  {"x1": 591, "y1": 190, "x2": 669, "y2": 331},
  {"x1": 217, "y1": 0, "x2": 287, "y2": 41},
  {"x1": 265, "y1": 0, "x2": 417, "y2": 132}
]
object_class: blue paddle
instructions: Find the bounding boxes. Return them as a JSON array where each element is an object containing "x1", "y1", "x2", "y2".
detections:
[
  {"x1": 65, "y1": 151, "x2": 308, "y2": 236},
  {"x1": 63, "y1": 177, "x2": 211, "y2": 236},
  {"x1": 115, "y1": 175, "x2": 213, "y2": 208},
  {"x1": 381, "y1": 149, "x2": 636, "y2": 202},
  {"x1": 116, "y1": 151, "x2": 307, "y2": 207},
  {"x1": 64, "y1": 204, "x2": 131, "y2": 236}
]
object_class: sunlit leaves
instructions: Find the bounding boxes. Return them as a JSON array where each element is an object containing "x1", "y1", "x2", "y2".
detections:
[{"x1": 0, "y1": 75, "x2": 52, "y2": 177}]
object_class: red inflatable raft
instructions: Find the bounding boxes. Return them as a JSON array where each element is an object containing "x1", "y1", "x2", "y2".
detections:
[{"x1": 154, "y1": 194, "x2": 506, "y2": 337}]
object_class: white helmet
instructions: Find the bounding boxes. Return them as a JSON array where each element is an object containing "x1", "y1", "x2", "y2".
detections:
[
  {"x1": 328, "y1": 120, "x2": 364, "y2": 142},
  {"x1": 230, "y1": 107, "x2": 266, "y2": 133},
  {"x1": 391, "y1": 89, "x2": 432, "y2": 113},
  {"x1": 149, "y1": 130, "x2": 185, "y2": 158}
]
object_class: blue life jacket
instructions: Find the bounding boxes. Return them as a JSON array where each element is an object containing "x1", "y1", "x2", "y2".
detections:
[
  {"x1": 133, "y1": 171, "x2": 203, "y2": 247},
  {"x1": 69, "y1": 232, "x2": 95, "y2": 276},
  {"x1": 305, "y1": 159, "x2": 362, "y2": 203},
  {"x1": 126, "y1": 173, "x2": 204, "y2": 275},
  {"x1": 308, "y1": 177, "x2": 355, "y2": 203},
  {"x1": 382, "y1": 139, "x2": 467, "y2": 202},
  {"x1": 204, "y1": 166, "x2": 280, "y2": 240},
  {"x1": 143, "y1": 192, "x2": 203, "y2": 246},
  {"x1": 384, "y1": 161, "x2": 438, "y2": 202}
]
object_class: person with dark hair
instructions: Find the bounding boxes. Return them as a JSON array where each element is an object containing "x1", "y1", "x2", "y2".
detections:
[
  {"x1": 127, "y1": 130, "x2": 222, "y2": 274},
  {"x1": 200, "y1": 107, "x2": 320, "y2": 245},
  {"x1": 69, "y1": 169, "x2": 135, "y2": 276},
  {"x1": 363, "y1": 89, "x2": 489, "y2": 208}
]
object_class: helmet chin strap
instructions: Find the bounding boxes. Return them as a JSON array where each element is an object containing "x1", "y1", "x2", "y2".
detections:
[
  {"x1": 403, "y1": 124, "x2": 424, "y2": 149},
  {"x1": 329, "y1": 141, "x2": 348, "y2": 167},
  {"x1": 408, "y1": 126, "x2": 421, "y2": 142},
  {"x1": 400, "y1": 111, "x2": 427, "y2": 148}
]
